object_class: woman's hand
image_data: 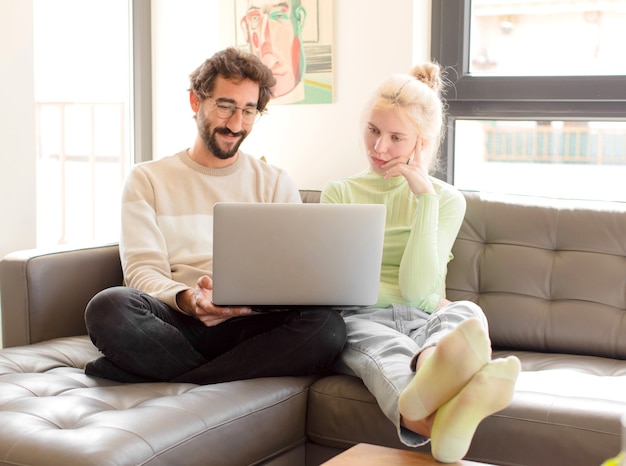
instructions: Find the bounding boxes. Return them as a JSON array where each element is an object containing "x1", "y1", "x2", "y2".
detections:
[
  {"x1": 382, "y1": 146, "x2": 435, "y2": 195},
  {"x1": 176, "y1": 275, "x2": 253, "y2": 327}
]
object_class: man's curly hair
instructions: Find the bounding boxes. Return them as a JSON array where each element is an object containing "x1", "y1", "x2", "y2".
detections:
[{"x1": 189, "y1": 47, "x2": 276, "y2": 112}]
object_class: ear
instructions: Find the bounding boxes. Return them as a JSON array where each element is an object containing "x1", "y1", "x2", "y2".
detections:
[
  {"x1": 189, "y1": 91, "x2": 201, "y2": 113},
  {"x1": 294, "y1": 6, "x2": 306, "y2": 34}
]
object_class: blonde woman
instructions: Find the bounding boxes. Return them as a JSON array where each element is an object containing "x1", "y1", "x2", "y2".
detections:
[{"x1": 321, "y1": 64, "x2": 521, "y2": 463}]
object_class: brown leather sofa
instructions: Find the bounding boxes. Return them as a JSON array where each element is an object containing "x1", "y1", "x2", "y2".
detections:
[{"x1": 2, "y1": 190, "x2": 626, "y2": 466}]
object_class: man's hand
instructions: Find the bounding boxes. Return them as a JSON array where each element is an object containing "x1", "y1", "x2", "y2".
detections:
[{"x1": 176, "y1": 275, "x2": 253, "y2": 327}]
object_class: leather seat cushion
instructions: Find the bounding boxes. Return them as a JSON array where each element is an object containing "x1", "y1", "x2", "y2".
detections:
[
  {"x1": 0, "y1": 336, "x2": 313, "y2": 466},
  {"x1": 306, "y1": 350, "x2": 626, "y2": 465}
]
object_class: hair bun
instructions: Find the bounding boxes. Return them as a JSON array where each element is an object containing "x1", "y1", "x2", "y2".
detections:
[{"x1": 410, "y1": 63, "x2": 442, "y2": 93}]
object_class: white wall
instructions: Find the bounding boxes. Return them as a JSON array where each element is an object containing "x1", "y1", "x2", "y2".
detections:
[
  {"x1": 0, "y1": 0, "x2": 431, "y2": 260},
  {"x1": 0, "y1": 0, "x2": 429, "y2": 344},
  {"x1": 0, "y1": 0, "x2": 37, "y2": 260},
  {"x1": 152, "y1": 0, "x2": 431, "y2": 190}
]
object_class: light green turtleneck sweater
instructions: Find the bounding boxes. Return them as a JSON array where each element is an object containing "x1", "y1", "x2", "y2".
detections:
[{"x1": 321, "y1": 169, "x2": 466, "y2": 313}]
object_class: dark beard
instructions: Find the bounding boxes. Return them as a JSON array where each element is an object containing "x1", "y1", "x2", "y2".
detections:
[{"x1": 199, "y1": 122, "x2": 248, "y2": 160}]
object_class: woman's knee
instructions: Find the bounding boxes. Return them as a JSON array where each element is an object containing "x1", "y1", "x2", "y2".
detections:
[
  {"x1": 462, "y1": 301, "x2": 489, "y2": 329},
  {"x1": 440, "y1": 300, "x2": 488, "y2": 330}
]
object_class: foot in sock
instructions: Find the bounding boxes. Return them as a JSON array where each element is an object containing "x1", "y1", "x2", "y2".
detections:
[
  {"x1": 85, "y1": 356, "x2": 155, "y2": 383},
  {"x1": 398, "y1": 318, "x2": 491, "y2": 422},
  {"x1": 430, "y1": 355, "x2": 521, "y2": 463}
]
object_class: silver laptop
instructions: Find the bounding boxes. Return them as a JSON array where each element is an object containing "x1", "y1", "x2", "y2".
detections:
[{"x1": 211, "y1": 202, "x2": 386, "y2": 309}]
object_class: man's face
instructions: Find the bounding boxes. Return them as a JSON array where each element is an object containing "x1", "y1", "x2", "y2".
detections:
[
  {"x1": 194, "y1": 77, "x2": 259, "y2": 160},
  {"x1": 241, "y1": 1, "x2": 304, "y2": 97},
  {"x1": 196, "y1": 109, "x2": 244, "y2": 160}
]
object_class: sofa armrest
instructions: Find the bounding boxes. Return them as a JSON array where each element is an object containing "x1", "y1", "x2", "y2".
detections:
[
  {"x1": 1, "y1": 243, "x2": 123, "y2": 348},
  {"x1": 0, "y1": 189, "x2": 321, "y2": 348}
]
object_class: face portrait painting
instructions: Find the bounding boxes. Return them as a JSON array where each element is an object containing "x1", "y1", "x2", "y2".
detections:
[{"x1": 240, "y1": 0, "x2": 307, "y2": 100}]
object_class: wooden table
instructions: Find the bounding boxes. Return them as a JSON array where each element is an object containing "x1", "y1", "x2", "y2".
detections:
[{"x1": 321, "y1": 443, "x2": 493, "y2": 465}]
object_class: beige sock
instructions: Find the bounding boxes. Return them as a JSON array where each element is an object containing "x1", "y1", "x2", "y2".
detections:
[
  {"x1": 430, "y1": 356, "x2": 521, "y2": 463},
  {"x1": 399, "y1": 318, "x2": 491, "y2": 422}
]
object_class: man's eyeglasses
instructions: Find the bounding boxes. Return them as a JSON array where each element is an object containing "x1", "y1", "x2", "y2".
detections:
[
  {"x1": 206, "y1": 97, "x2": 262, "y2": 125},
  {"x1": 246, "y1": 10, "x2": 291, "y2": 29}
]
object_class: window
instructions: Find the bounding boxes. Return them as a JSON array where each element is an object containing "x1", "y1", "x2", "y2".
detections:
[
  {"x1": 33, "y1": 0, "x2": 134, "y2": 247},
  {"x1": 469, "y1": 1, "x2": 626, "y2": 77},
  {"x1": 431, "y1": 0, "x2": 626, "y2": 202}
]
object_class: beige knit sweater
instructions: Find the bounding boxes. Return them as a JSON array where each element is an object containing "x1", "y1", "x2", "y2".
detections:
[{"x1": 120, "y1": 149, "x2": 301, "y2": 311}]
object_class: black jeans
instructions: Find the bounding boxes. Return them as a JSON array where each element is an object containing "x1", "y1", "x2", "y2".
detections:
[{"x1": 84, "y1": 286, "x2": 347, "y2": 384}]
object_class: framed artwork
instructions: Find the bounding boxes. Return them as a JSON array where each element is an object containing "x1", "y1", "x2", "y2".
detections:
[{"x1": 233, "y1": 0, "x2": 334, "y2": 105}]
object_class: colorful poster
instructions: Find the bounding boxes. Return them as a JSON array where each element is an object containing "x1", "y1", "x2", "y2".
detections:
[{"x1": 234, "y1": 0, "x2": 334, "y2": 105}]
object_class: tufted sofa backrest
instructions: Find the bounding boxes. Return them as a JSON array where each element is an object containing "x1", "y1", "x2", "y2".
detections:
[
  {"x1": 446, "y1": 191, "x2": 626, "y2": 359},
  {"x1": 3, "y1": 188, "x2": 626, "y2": 355},
  {"x1": 302, "y1": 188, "x2": 626, "y2": 358},
  {"x1": 300, "y1": 190, "x2": 322, "y2": 204}
]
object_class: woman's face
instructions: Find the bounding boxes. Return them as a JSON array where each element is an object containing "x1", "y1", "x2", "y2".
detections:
[{"x1": 364, "y1": 107, "x2": 420, "y2": 177}]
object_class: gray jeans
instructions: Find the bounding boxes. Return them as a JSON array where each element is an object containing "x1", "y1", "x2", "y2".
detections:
[{"x1": 334, "y1": 301, "x2": 488, "y2": 446}]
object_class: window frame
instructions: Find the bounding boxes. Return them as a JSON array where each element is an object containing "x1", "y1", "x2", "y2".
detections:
[
  {"x1": 132, "y1": 0, "x2": 153, "y2": 164},
  {"x1": 430, "y1": 0, "x2": 626, "y2": 183}
]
